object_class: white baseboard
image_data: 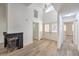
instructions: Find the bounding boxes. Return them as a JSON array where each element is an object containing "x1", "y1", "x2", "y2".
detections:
[{"x1": 23, "y1": 41, "x2": 33, "y2": 47}]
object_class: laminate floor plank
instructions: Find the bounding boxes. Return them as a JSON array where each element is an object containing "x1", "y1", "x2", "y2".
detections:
[{"x1": 0, "y1": 36, "x2": 79, "y2": 56}]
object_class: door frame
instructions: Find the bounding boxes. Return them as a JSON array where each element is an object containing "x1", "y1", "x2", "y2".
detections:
[{"x1": 33, "y1": 22, "x2": 39, "y2": 41}]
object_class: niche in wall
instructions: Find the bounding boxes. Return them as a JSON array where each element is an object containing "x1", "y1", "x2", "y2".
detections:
[{"x1": 34, "y1": 9, "x2": 38, "y2": 18}]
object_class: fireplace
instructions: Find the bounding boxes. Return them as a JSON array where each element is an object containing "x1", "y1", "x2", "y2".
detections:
[{"x1": 3, "y1": 32, "x2": 23, "y2": 49}]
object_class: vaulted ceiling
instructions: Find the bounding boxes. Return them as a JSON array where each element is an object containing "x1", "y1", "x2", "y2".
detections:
[
  {"x1": 24, "y1": 3, "x2": 79, "y2": 15},
  {"x1": 53, "y1": 3, "x2": 79, "y2": 16},
  {"x1": 23, "y1": 3, "x2": 79, "y2": 23}
]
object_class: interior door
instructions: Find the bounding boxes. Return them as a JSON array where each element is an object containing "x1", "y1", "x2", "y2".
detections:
[{"x1": 33, "y1": 22, "x2": 39, "y2": 40}]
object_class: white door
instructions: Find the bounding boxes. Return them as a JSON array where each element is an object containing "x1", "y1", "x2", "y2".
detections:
[{"x1": 33, "y1": 22, "x2": 39, "y2": 40}]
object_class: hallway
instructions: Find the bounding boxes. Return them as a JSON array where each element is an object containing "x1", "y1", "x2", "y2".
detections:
[{"x1": 57, "y1": 35, "x2": 79, "y2": 56}]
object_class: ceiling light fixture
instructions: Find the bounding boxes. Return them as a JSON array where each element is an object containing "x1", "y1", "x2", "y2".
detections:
[
  {"x1": 63, "y1": 13, "x2": 75, "y2": 18},
  {"x1": 45, "y1": 4, "x2": 55, "y2": 13}
]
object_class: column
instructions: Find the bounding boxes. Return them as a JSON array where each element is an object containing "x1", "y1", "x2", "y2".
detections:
[{"x1": 57, "y1": 13, "x2": 64, "y2": 49}]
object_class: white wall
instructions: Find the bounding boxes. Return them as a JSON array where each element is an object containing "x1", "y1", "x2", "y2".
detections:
[
  {"x1": 74, "y1": 19, "x2": 78, "y2": 46},
  {"x1": 0, "y1": 4, "x2": 7, "y2": 43},
  {"x1": 43, "y1": 10, "x2": 57, "y2": 23},
  {"x1": 7, "y1": 3, "x2": 43, "y2": 46},
  {"x1": 75, "y1": 13, "x2": 79, "y2": 51},
  {"x1": 28, "y1": 3, "x2": 43, "y2": 40},
  {"x1": 7, "y1": 4, "x2": 33, "y2": 46}
]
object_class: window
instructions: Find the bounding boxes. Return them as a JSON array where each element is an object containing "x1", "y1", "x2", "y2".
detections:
[
  {"x1": 64, "y1": 25, "x2": 66, "y2": 31},
  {"x1": 34, "y1": 10, "x2": 38, "y2": 18},
  {"x1": 45, "y1": 24, "x2": 49, "y2": 32},
  {"x1": 52, "y1": 24, "x2": 57, "y2": 32}
]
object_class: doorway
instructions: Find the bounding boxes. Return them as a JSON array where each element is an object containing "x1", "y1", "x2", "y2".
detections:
[
  {"x1": 61, "y1": 21, "x2": 75, "y2": 55},
  {"x1": 57, "y1": 21, "x2": 75, "y2": 55},
  {"x1": 64, "y1": 22, "x2": 73, "y2": 43},
  {"x1": 33, "y1": 22, "x2": 39, "y2": 42}
]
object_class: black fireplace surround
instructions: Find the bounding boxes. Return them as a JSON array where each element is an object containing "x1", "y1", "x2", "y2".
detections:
[{"x1": 3, "y1": 32, "x2": 23, "y2": 49}]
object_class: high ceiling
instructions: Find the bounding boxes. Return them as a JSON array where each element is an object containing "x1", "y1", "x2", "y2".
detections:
[
  {"x1": 23, "y1": 3, "x2": 79, "y2": 15},
  {"x1": 23, "y1": 3, "x2": 79, "y2": 22},
  {"x1": 53, "y1": 3, "x2": 79, "y2": 16}
]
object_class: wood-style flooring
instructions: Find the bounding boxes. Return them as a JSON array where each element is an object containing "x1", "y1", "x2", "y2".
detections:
[
  {"x1": 0, "y1": 36, "x2": 79, "y2": 56},
  {"x1": 8, "y1": 39, "x2": 57, "y2": 56},
  {"x1": 0, "y1": 39, "x2": 57, "y2": 56},
  {"x1": 57, "y1": 35, "x2": 79, "y2": 56}
]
